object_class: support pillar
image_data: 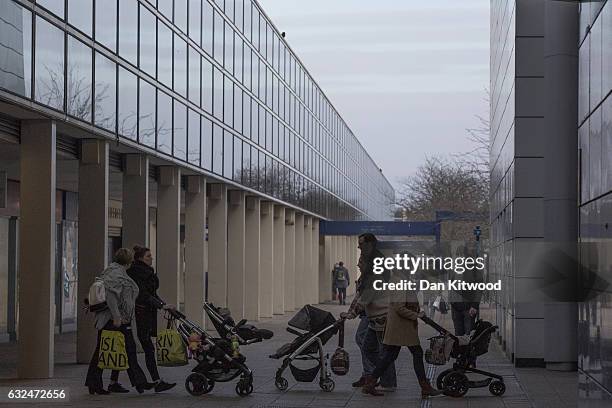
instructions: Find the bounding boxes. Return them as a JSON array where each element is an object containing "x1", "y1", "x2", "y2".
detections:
[
  {"x1": 156, "y1": 167, "x2": 181, "y2": 309},
  {"x1": 76, "y1": 140, "x2": 109, "y2": 364},
  {"x1": 184, "y1": 176, "x2": 207, "y2": 326},
  {"x1": 320, "y1": 235, "x2": 332, "y2": 302},
  {"x1": 273, "y1": 206, "x2": 285, "y2": 314},
  {"x1": 259, "y1": 201, "x2": 274, "y2": 318},
  {"x1": 208, "y1": 184, "x2": 228, "y2": 308},
  {"x1": 18, "y1": 121, "x2": 56, "y2": 378},
  {"x1": 227, "y1": 190, "x2": 245, "y2": 319},
  {"x1": 122, "y1": 154, "x2": 149, "y2": 248},
  {"x1": 312, "y1": 219, "x2": 320, "y2": 303},
  {"x1": 294, "y1": 213, "x2": 305, "y2": 308},
  {"x1": 303, "y1": 216, "x2": 313, "y2": 304},
  {"x1": 284, "y1": 210, "x2": 296, "y2": 311},
  {"x1": 245, "y1": 196, "x2": 261, "y2": 320}
]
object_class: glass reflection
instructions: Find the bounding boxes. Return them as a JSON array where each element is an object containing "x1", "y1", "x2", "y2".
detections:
[
  {"x1": 158, "y1": 0, "x2": 172, "y2": 19},
  {"x1": 35, "y1": 17, "x2": 64, "y2": 111},
  {"x1": 38, "y1": 0, "x2": 64, "y2": 19},
  {"x1": 119, "y1": 0, "x2": 138, "y2": 65},
  {"x1": 202, "y1": 0, "x2": 214, "y2": 56},
  {"x1": 139, "y1": 5, "x2": 156, "y2": 76},
  {"x1": 189, "y1": 47, "x2": 201, "y2": 106},
  {"x1": 225, "y1": 24, "x2": 234, "y2": 73},
  {"x1": 174, "y1": 101, "x2": 187, "y2": 160},
  {"x1": 0, "y1": 3, "x2": 31, "y2": 98},
  {"x1": 174, "y1": 34, "x2": 187, "y2": 97},
  {"x1": 202, "y1": 58, "x2": 213, "y2": 113},
  {"x1": 158, "y1": 22, "x2": 173, "y2": 86},
  {"x1": 213, "y1": 67, "x2": 223, "y2": 120},
  {"x1": 224, "y1": 76, "x2": 233, "y2": 127},
  {"x1": 157, "y1": 91, "x2": 172, "y2": 154},
  {"x1": 139, "y1": 80, "x2": 156, "y2": 147},
  {"x1": 202, "y1": 117, "x2": 212, "y2": 170},
  {"x1": 68, "y1": 0, "x2": 92, "y2": 36},
  {"x1": 118, "y1": 67, "x2": 137, "y2": 140},
  {"x1": 233, "y1": 136, "x2": 241, "y2": 182},
  {"x1": 188, "y1": 109, "x2": 201, "y2": 166},
  {"x1": 94, "y1": 52, "x2": 116, "y2": 132},
  {"x1": 243, "y1": 94, "x2": 251, "y2": 139},
  {"x1": 175, "y1": 0, "x2": 188, "y2": 33},
  {"x1": 95, "y1": 0, "x2": 117, "y2": 51},
  {"x1": 189, "y1": 0, "x2": 201, "y2": 45},
  {"x1": 213, "y1": 124, "x2": 223, "y2": 174},
  {"x1": 214, "y1": 11, "x2": 224, "y2": 65},
  {"x1": 234, "y1": 86, "x2": 242, "y2": 133},
  {"x1": 223, "y1": 130, "x2": 233, "y2": 177},
  {"x1": 67, "y1": 36, "x2": 92, "y2": 121}
]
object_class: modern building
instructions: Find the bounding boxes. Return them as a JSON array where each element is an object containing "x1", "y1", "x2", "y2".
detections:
[
  {"x1": 490, "y1": 0, "x2": 611, "y2": 403},
  {"x1": 0, "y1": 0, "x2": 394, "y2": 378}
]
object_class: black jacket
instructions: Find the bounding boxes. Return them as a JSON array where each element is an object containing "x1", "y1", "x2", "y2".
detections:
[{"x1": 127, "y1": 260, "x2": 161, "y2": 332}]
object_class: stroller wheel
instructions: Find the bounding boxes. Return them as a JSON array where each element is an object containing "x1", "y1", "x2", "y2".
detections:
[
  {"x1": 319, "y1": 378, "x2": 335, "y2": 392},
  {"x1": 275, "y1": 377, "x2": 289, "y2": 391},
  {"x1": 436, "y1": 369, "x2": 453, "y2": 390},
  {"x1": 489, "y1": 380, "x2": 506, "y2": 396},
  {"x1": 235, "y1": 381, "x2": 253, "y2": 396},
  {"x1": 185, "y1": 373, "x2": 213, "y2": 396},
  {"x1": 442, "y1": 371, "x2": 469, "y2": 397}
]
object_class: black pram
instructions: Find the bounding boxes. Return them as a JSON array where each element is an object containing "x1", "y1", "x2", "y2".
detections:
[
  {"x1": 270, "y1": 305, "x2": 345, "y2": 392},
  {"x1": 203, "y1": 302, "x2": 273, "y2": 344},
  {"x1": 421, "y1": 316, "x2": 506, "y2": 397}
]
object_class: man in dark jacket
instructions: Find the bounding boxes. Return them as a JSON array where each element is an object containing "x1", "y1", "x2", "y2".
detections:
[{"x1": 109, "y1": 246, "x2": 176, "y2": 393}]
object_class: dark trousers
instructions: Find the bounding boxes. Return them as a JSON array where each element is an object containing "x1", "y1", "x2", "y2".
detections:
[
  {"x1": 451, "y1": 306, "x2": 477, "y2": 336},
  {"x1": 371, "y1": 344, "x2": 426, "y2": 382},
  {"x1": 337, "y1": 287, "x2": 347, "y2": 303},
  {"x1": 111, "y1": 315, "x2": 160, "y2": 383},
  {"x1": 361, "y1": 326, "x2": 397, "y2": 387},
  {"x1": 85, "y1": 322, "x2": 147, "y2": 390}
]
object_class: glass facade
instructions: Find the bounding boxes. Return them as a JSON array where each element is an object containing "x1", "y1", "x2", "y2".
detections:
[
  {"x1": 0, "y1": 0, "x2": 394, "y2": 221},
  {"x1": 578, "y1": 0, "x2": 612, "y2": 403}
]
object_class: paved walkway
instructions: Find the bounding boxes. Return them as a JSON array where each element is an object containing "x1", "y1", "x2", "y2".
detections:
[{"x1": 0, "y1": 302, "x2": 577, "y2": 407}]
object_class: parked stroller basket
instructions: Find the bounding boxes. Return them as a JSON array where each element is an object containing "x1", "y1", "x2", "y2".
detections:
[
  {"x1": 425, "y1": 334, "x2": 455, "y2": 366},
  {"x1": 289, "y1": 361, "x2": 321, "y2": 382}
]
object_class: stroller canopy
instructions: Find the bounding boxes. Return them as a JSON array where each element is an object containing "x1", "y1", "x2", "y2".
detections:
[{"x1": 288, "y1": 305, "x2": 336, "y2": 333}]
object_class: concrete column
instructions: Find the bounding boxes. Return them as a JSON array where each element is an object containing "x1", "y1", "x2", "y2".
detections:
[
  {"x1": 284, "y1": 210, "x2": 296, "y2": 311},
  {"x1": 227, "y1": 190, "x2": 245, "y2": 319},
  {"x1": 76, "y1": 140, "x2": 109, "y2": 364},
  {"x1": 208, "y1": 184, "x2": 228, "y2": 308},
  {"x1": 156, "y1": 167, "x2": 181, "y2": 309},
  {"x1": 294, "y1": 213, "x2": 305, "y2": 308},
  {"x1": 311, "y1": 219, "x2": 320, "y2": 304},
  {"x1": 184, "y1": 176, "x2": 207, "y2": 326},
  {"x1": 259, "y1": 201, "x2": 274, "y2": 318},
  {"x1": 245, "y1": 196, "x2": 261, "y2": 321},
  {"x1": 543, "y1": 0, "x2": 579, "y2": 371},
  {"x1": 273, "y1": 206, "x2": 285, "y2": 314},
  {"x1": 303, "y1": 216, "x2": 313, "y2": 304},
  {"x1": 18, "y1": 120, "x2": 56, "y2": 378},
  {"x1": 320, "y1": 235, "x2": 332, "y2": 303},
  {"x1": 122, "y1": 154, "x2": 149, "y2": 248}
]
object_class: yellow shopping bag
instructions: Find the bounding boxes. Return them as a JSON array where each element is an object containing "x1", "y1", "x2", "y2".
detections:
[
  {"x1": 156, "y1": 320, "x2": 188, "y2": 367},
  {"x1": 97, "y1": 330, "x2": 129, "y2": 371}
]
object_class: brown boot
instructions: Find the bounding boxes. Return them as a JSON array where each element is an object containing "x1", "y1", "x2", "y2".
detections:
[
  {"x1": 351, "y1": 376, "x2": 366, "y2": 387},
  {"x1": 362, "y1": 375, "x2": 384, "y2": 396},
  {"x1": 419, "y1": 379, "x2": 442, "y2": 398}
]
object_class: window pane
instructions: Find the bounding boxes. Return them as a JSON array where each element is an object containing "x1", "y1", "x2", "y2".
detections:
[
  {"x1": 202, "y1": 117, "x2": 212, "y2": 170},
  {"x1": 119, "y1": 0, "x2": 138, "y2": 65},
  {"x1": 118, "y1": 67, "x2": 137, "y2": 139},
  {"x1": 68, "y1": 0, "x2": 92, "y2": 36},
  {"x1": 188, "y1": 109, "x2": 200, "y2": 165},
  {"x1": 94, "y1": 52, "x2": 116, "y2": 131},
  {"x1": 139, "y1": 80, "x2": 156, "y2": 147},
  {"x1": 174, "y1": 34, "x2": 187, "y2": 96},
  {"x1": 202, "y1": 0, "x2": 213, "y2": 55},
  {"x1": 213, "y1": 124, "x2": 223, "y2": 174},
  {"x1": 251, "y1": 98, "x2": 258, "y2": 142},
  {"x1": 202, "y1": 58, "x2": 213, "y2": 112},
  {"x1": 158, "y1": 0, "x2": 172, "y2": 19},
  {"x1": 139, "y1": 5, "x2": 156, "y2": 76},
  {"x1": 95, "y1": 0, "x2": 117, "y2": 51},
  {"x1": 242, "y1": 94, "x2": 250, "y2": 139},
  {"x1": 213, "y1": 11, "x2": 224, "y2": 64},
  {"x1": 233, "y1": 136, "x2": 241, "y2": 181},
  {"x1": 224, "y1": 76, "x2": 233, "y2": 127},
  {"x1": 35, "y1": 17, "x2": 64, "y2": 110},
  {"x1": 67, "y1": 36, "x2": 92, "y2": 121},
  {"x1": 189, "y1": 0, "x2": 201, "y2": 45},
  {"x1": 224, "y1": 24, "x2": 233, "y2": 73},
  {"x1": 175, "y1": 0, "x2": 187, "y2": 33},
  {"x1": 174, "y1": 101, "x2": 187, "y2": 160},
  {"x1": 225, "y1": 0, "x2": 234, "y2": 22},
  {"x1": 213, "y1": 67, "x2": 223, "y2": 120},
  {"x1": 157, "y1": 91, "x2": 172, "y2": 154},
  {"x1": 235, "y1": 0, "x2": 243, "y2": 33},
  {"x1": 235, "y1": 36, "x2": 243, "y2": 83},
  {"x1": 157, "y1": 22, "x2": 173, "y2": 86},
  {"x1": 253, "y1": 9, "x2": 259, "y2": 51},
  {"x1": 244, "y1": 0, "x2": 251, "y2": 41},
  {"x1": 234, "y1": 86, "x2": 242, "y2": 132},
  {"x1": 38, "y1": 0, "x2": 64, "y2": 19},
  {"x1": 188, "y1": 47, "x2": 201, "y2": 105},
  {"x1": 0, "y1": 4, "x2": 32, "y2": 98},
  {"x1": 223, "y1": 130, "x2": 233, "y2": 177}
]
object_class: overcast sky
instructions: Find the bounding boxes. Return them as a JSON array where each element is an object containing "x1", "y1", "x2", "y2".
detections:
[{"x1": 257, "y1": 0, "x2": 490, "y2": 189}]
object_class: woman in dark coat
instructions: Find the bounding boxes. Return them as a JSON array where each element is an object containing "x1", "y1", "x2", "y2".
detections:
[{"x1": 108, "y1": 246, "x2": 176, "y2": 393}]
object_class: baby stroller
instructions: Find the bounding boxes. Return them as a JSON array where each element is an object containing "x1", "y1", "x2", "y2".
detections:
[
  {"x1": 164, "y1": 308, "x2": 255, "y2": 397},
  {"x1": 270, "y1": 305, "x2": 346, "y2": 392},
  {"x1": 203, "y1": 302, "x2": 274, "y2": 344},
  {"x1": 421, "y1": 316, "x2": 505, "y2": 397}
]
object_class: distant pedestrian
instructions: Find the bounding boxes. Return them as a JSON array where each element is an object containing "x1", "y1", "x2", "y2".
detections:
[
  {"x1": 331, "y1": 263, "x2": 339, "y2": 300},
  {"x1": 333, "y1": 261, "x2": 350, "y2": 305}
]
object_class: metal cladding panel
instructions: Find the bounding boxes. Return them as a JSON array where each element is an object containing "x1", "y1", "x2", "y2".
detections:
[{"x1": 319, "y1": 221, "x2": 438, "y2": 237}]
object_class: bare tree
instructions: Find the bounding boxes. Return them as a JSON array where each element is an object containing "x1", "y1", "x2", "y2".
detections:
[{"x1": 455, "y1": 89, "x2": 490, "y2": 186}]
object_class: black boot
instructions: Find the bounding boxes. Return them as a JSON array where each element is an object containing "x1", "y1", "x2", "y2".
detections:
[
  {"x1": 154, "y1": 380, "x2": 177, "y2": 393},
  {"x1": 108, "y1": 383, "x2": 129, "y2": 393}
]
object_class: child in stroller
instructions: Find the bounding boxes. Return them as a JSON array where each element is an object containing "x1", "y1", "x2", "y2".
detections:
[
  {"x1": 270, "y1": 305, "x2": 347, "y2": 392},
  {"x1": 203, "y1": 302, "x2": 273, "y2": 344},
  {"x1": 421, "y1": 316, "x2": 506, "y2": 397}
]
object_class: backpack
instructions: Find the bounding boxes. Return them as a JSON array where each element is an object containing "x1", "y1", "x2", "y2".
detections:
[
  {"x1": 88, "y1": 277, "x2": 108, "y2": 312},
  {"x1": 336, "y1": 268, "x2": 346, "y2": 281}
]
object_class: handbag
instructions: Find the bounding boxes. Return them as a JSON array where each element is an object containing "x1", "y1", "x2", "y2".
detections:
[
  {"x1": 156, "y1": 318, "x2": 188, "y2": 367},
  {"x1": 97, "y1": 330, "x2": 129, "y2": 371},
  {"x1": 438, "y1": 296, "x2": 449, "y2": 314}
]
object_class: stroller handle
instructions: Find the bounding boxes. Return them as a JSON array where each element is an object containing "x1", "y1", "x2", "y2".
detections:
[{"x1": 469, "y1": 324, "x2": 499, "y2": 345}]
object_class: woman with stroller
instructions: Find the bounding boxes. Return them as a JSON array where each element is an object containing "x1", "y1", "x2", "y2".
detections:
[
  {"x1": 107, "y1": 245, "x2": 176, "y2": 393},
  {"x1": 361, "y1": 271, "x2": 441, "y2": 398},
  {"x1": 85, "y1": 248, "x2": 153, "y2": 395}
]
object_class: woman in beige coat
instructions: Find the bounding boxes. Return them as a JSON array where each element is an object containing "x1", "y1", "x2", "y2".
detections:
[{"x1": 363, "y1": 283, "x2": 441, "y2": 398}]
